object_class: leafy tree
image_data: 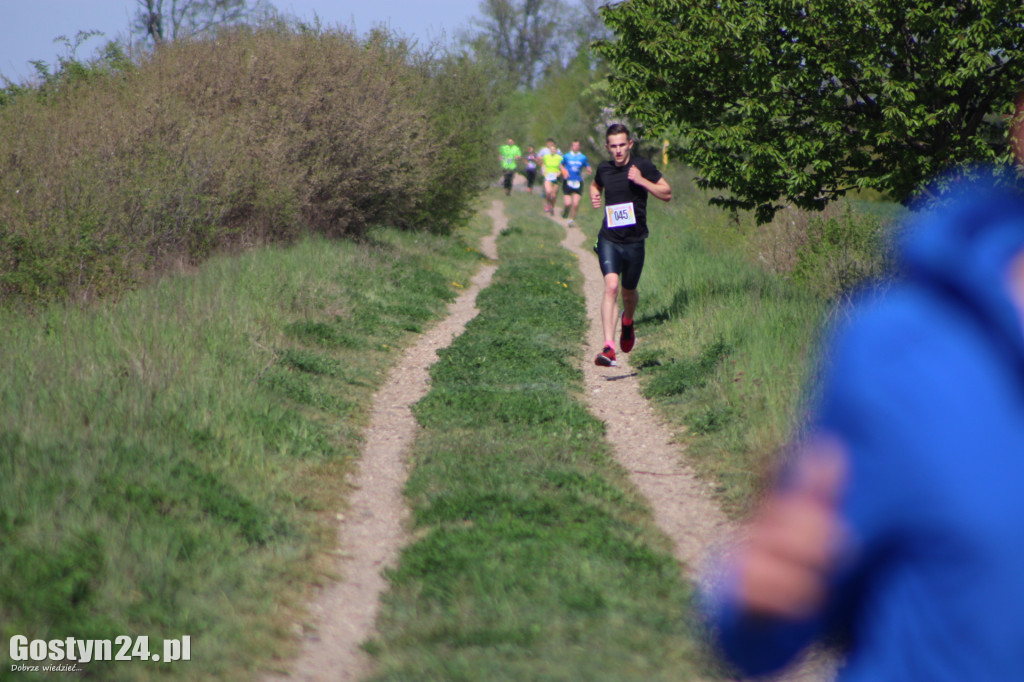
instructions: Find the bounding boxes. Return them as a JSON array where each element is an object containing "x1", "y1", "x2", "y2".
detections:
[
  {"x1": 464, "y1": 0, "x2": 566, "y2": 89},
  {"x1": 526, "y1": 51, "x2": 612, "y2": 155},
  {"x1": 466, "y1": 0, "x2": 614, "y2": 159},
  {"x1": 134, "y1": 0, "x2": 270, "y2": 44},
  {"x1": 595, "y1": 0, "x2": 1024, "y2": 222},
  {"x1": 465, "y1": 0, "x2": 610, "y2": 89}
]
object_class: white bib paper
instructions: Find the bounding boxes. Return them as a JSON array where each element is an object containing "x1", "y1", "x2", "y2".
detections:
[
  {"x1": 605, "y1": 202, "x2": 637, "y2": 228},
  {"x1": 567, "y1": 180, "x2": 581, "y2": 189}
]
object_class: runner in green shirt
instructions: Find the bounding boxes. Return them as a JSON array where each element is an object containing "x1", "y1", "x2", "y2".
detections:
[{"x1": 499, "y1": 138, "x2": 522, "y2": 196}]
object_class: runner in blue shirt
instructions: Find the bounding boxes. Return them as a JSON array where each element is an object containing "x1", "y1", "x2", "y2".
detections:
[{"x1": 560, "y1": 140, "x2": 591, "y2": 225}]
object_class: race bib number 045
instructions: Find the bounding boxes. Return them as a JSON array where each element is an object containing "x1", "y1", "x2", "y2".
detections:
[{"x1": 605, "y1": 202, "x2": 637, "y2": 228}]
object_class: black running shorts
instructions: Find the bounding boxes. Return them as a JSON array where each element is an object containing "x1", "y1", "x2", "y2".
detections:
[
  {"x1": 563, "y1": 180, "x2": 583, "y2": 195},
  {"x1": 594, "y1": 236, "x2": 645, "y2": 290}
]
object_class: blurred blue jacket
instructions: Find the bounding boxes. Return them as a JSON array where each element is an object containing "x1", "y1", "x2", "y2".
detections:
[{"x1": 705, "y1": 171, "x2": 1024, "y2": 680}]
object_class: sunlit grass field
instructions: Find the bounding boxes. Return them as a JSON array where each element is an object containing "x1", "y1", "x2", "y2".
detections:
[
  {"x1": 0, "y1": 223, "x2": 488, "y2": 680},
  {"x1": 0, "y1": 170, "x2": 888, "y2": 678}
]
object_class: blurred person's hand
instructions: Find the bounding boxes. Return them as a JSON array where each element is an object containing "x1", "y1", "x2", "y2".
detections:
[{"x1": 735, "y1": 438, "x2": 848, "y2": 620}]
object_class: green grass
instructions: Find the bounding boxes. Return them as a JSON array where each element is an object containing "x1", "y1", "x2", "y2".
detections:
[
  {"x1": 366, "y1": 192, "x2": 727, "y2": 680},
  {"x1": 0, "y1": 223, "x2": 487, "y2": 680},
  {"x1": 0, "y1": 169, "x2": 884, "y2": 678}
]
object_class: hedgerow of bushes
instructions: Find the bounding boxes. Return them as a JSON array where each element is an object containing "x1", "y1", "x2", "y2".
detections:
[{"x1": 0, "y1": 24, "x2": 499, "y2": 306}]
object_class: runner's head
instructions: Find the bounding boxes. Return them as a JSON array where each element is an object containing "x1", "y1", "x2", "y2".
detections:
[
  {"x1": 605, "y1": 124, "x2": 633, "y2": 166},
  {"x1": 571, "y1": 140, "x2": 581, "y2": 152},
  {"x1": 546, "y1": 138, "x2": 557, "y2": 152},
  {"x1": 605, "y1": 123, "x2": 631, "y2": 140},
  {"x1": 507, "y1": 137, "x2": 515, "y2": 146}
]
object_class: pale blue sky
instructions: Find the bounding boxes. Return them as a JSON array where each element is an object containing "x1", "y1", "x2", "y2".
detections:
[{"x1": 0, "y1": 0, "x2": 482, "y2": 83}]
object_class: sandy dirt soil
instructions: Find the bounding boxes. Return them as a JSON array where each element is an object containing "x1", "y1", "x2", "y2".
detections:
[{"x1": 265, "y1": 199, "x2": 835, "y2": 681}]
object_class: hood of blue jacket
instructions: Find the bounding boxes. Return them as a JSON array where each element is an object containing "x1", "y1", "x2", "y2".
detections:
[{"x1": 898, "y1": 169, "x2": 1024, "y2": 370}]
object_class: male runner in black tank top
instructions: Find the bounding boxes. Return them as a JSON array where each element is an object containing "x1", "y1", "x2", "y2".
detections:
[{"x1": 589, "y1": 123, "x2": 672, "y2": 367}]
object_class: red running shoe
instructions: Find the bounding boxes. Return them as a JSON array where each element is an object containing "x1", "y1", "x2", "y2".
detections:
[
  {"x1": 595, "y1": 345, "x2": 617, "y2": 367},
  {"x1": 620, "y1": 315, "x2": 635, "y2": 353}
]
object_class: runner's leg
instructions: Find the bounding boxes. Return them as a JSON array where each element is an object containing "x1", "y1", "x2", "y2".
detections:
[
  {"x1": 602, "y1": 273, "x2": 621, "y2": 348},
  {"x1": 617, "y1": 242, "x2": 644, "y2": 352},
  {"x1": 546, "y1": 179, "x2": 558, "y2": 213},
  {"x1": 570, "y1": 193, "x2": 582, "y2": 221},
  {"x1": 621, "y1": 287, "x2": 638, "y2": 321}
]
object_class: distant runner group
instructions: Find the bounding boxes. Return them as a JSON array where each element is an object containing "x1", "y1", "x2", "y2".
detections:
[{"x1": 498, "y1": 125, "x2": 672, "y2": 368}]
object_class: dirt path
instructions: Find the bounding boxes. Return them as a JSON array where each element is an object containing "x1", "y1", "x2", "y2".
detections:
[
  {"x1": 263, "y1": 203, "x2": 502, "y2": 682},
  {"x1": 268, "y1": 199, "x2": 833, "y2": 681},
  {"x1": 556, "y1": 216, "x2": 835, "y2": 682},
  {"x1": 558, "y1": 220, "x2": 733, "y2": 577}
]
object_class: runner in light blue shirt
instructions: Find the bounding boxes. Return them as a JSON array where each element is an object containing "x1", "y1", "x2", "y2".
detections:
[{"x1": 560, "y1": 140, "x2": 591, "y2": 225}]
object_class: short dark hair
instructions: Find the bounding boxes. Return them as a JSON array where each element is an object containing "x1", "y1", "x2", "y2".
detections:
[
  {"x1": 605, "y1": 123, "x2": 631, "y2": 140},
  {"x1": 546, "y1": 137, "x2": 556, "y2": 144}
]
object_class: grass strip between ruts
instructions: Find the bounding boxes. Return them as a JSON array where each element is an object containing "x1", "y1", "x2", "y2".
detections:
[{"x1": 364, "y1": 194, "x2": 726, "y2": 681}]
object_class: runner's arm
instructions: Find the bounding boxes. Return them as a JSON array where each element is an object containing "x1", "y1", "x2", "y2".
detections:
[
  {"x1": 590, "y1": 180, "x2": 603, "y2": 208},
  {"x1": 648, "y1": 177, "x2": 672, "y2": 202},
  {"x1": 627, "y1": 166, "x2": 672, "y2": 202}
]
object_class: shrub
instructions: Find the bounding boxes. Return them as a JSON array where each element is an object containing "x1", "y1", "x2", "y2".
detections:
[
  {"x1": 791, "y1": 204, "x2": 896, "y2": 300},
  {"x1": 0, "y1": 23, "x2": 498, "y2": 306}
]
